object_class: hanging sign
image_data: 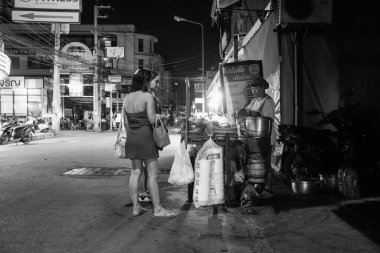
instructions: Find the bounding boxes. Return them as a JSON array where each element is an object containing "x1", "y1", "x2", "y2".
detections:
[
  {"x1": 60, "y1": 42, "x2": 93, "y2": 73},
  {"x1": 105, "y1": 83, "x2": 116, "y2": 92},
  {"x1": 222, "y1": 60, "x2": 263, "y2": 122},
  {"x1": 105, "y1": 47, "x2": 125, "y2": 59},
  {"x1": 108, "y1": 75, "x2": 121, "y2": 83},
  {"x1": 14, "y1": 0, "x2": 82, "y2": 11}
]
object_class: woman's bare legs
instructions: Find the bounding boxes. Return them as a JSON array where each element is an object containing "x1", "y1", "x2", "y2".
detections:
[
  {"x1": 144, "y1": 158, "x2": 164, "y2": 213},
  {"x1": 130, "y1": 159, "x2": 144, "y2": 215},
  {"x1": 139, "y1": 166, "x2": 148, "y2": 194}
]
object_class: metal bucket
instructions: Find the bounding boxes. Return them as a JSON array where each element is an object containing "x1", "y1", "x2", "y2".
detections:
[
  {"x1": 245, "y1": 116, "x2": 272, "y2": 137},
  {"x1": 247, "y1": 158, "x2": 268, "y2": 183}
]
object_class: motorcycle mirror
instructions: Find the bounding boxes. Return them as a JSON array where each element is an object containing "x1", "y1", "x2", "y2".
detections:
[{"x1": 306, "y1": 109, "x2": 321, "y2": 115}]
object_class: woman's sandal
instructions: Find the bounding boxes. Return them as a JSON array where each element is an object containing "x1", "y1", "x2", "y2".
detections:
[
  {"x1": 152, "y1": 209, "x2": 176, "y2": 219},
  {"x1": 132, "y1": 207, "x2": 147, "y2": 217}
]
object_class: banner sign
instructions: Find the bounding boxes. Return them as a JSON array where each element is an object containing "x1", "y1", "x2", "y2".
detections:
[
  {"x1": 59, "y1": 42, "x2": 93, "y2": 73},
  {"x1": 222, "y1": 60, "x2": 263, "y2": 121},
  {"x1": 0, "y1": 76, "x2": 25, "y2": 88},
  {"x1": 105, "y1": 83, "x2": 116, "y2": 92},
  {"x1": 5, "y1": 48, "x2": 36, "y2": 56},
  {"x1": 108, "y1": 75, "x2": 121, "y2": 83},
  {"x1": 105, "y1": 47, "x2": 124, "y2": 59},
  {"x1": 14, "y1": 0, "x2": 82, "y2": 11}
]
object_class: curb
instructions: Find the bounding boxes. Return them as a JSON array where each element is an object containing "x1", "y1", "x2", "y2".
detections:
[{"x1": 32, "y1": 132, "x2": 54, "y2": 140}]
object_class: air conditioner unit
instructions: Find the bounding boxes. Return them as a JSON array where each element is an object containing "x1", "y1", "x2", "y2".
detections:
[{"x1": 275, "y1": 0, "x2": 333, "y2": 27}]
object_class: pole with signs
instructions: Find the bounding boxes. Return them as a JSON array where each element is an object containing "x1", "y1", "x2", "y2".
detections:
[{"x1": 52, "y1": 23, "x2": 61, "y2": 134}]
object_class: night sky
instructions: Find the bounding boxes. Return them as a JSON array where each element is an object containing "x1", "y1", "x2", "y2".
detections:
[{"x1": 82, "y1": 0, "x2": 221, "y2": 79}]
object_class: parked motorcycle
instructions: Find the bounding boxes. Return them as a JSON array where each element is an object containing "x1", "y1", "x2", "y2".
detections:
[
  {"x1": 0, "y1": 122, "x2": 14, "y2": 144},
  {"x1": 11, "y1": 124, "x2": 35, "y2": 144},
  {"x1": 278, "y1": 89, "x2": 358, "y2": 181}
]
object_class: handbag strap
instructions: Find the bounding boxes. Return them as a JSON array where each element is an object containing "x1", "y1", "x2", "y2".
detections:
[
  {"x1": 115, "y1": 97, "x2": 126, "y2": 145},
  {"x1": 155, "y1": 117, "x2": 163, "y2": 128}
]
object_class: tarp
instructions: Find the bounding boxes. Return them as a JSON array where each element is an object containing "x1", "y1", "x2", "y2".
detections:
[{"x1": 238, "y1": 12, "x2": 281, "y2": 131}]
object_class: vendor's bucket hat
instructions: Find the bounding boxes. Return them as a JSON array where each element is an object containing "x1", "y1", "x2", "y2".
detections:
[{"x1": 249, "y1": 76, "x2": 269, "y2": 89}]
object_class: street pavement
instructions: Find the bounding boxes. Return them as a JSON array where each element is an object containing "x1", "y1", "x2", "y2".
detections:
[{"x1": 0, "y1": 129, "x2": 379, "y2": 253}]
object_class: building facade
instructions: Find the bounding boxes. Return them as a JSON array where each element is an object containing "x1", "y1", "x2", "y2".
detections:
[{"x1": 0, "y1": 23, "x2": 172, "y2": 122}]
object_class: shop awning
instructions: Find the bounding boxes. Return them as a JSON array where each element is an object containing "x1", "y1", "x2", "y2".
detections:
[{"x1": 211, "y1": 0, "x2": 241, "y2": 23}]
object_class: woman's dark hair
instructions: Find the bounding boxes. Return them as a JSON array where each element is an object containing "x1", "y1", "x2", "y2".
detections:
[{"x1": 131, "y1": 69, "x2": 153, "y2": 92}]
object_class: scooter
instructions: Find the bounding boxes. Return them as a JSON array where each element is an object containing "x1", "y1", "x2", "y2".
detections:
[{"x1": 11, "y1": 124, "x2": 35, "y2": 144}]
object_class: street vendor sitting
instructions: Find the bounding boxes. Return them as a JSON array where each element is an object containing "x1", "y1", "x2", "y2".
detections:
[{"x1": 238, "y1": 76, "x2": 276, "y2": 199}]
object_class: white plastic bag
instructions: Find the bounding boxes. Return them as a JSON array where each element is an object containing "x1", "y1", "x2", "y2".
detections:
[
  {"x1": 168, "y1": 141, "x2": 194, "y2": 186},
  {"x1": 193, "y1": 139, "x2": 224, "y2": 208}
]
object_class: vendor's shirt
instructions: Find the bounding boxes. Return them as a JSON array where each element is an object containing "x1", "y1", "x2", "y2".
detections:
[{"x1": 245, "y1": 95, "x2": 276, "y2": 145}]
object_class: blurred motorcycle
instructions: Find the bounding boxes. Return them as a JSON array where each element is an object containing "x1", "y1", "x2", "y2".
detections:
[{"x1": 278, "y1": 89, "x2": 358, "y2": 180}]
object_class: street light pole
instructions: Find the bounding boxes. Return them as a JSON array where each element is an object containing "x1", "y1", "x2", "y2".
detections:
[{"x1": 174, "y1": 15, "x2": 205, "y2": 113}]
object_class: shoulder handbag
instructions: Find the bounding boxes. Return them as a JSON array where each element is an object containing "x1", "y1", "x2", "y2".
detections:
[
  {"x1": 113, "y1": 99, "x2": 127, "y2": 159},
  {"x1": 153, "y1": 117, "x2": 170, "y2": 149}
]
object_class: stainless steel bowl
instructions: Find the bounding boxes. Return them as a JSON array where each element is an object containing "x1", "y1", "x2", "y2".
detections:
[
  {"x1": 291, "y1": 180, "x2": 314, "y2": 194},
  {"x1": 245, "y1": 116, "x2": 272, "y2": 137}
]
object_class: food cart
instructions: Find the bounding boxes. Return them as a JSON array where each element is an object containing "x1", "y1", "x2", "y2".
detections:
[{"x1": 182, "y1": 60, "x2": 265, "y2": 207}]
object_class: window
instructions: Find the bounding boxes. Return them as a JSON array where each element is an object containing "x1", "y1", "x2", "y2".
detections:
[
  {"x1": 138, "y1": 59, "x2": 144, "y2": 69},
  {"x1": 10, "y1": 57, "x2": 20, "y2": 69},
  {"x1": 138, "y1": 39, "x2": 144, "y2": 52},
  {"x1": 83, "y1": 86, "x2": 94, "y2": 96},
  {"x1": 60, "y1": 75, "x2": 70, "y2": 84},
  {"x1": 82, "y1": 74, "x2": 93, "y2": 84},
  {"x1": 150, "y1": 41, "x2": 153, "y2": 53}
]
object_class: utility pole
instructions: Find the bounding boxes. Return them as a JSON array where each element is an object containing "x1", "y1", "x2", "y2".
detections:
[
  {"x1": 93, "y1": 4, "x2": 110, "y2": 132},
  {"x1": 52, "y1": 23, "x2": 61, "y2": 134}
]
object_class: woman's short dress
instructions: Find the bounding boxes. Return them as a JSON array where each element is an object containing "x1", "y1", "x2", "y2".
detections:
[{"x1": 125, "y1": 110, "x2": 158, "y2": 159}]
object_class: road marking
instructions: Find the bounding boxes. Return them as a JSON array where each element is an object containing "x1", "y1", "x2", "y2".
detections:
[{"x1": 63, "y1": 167, "x2": 131, "y2": 177}]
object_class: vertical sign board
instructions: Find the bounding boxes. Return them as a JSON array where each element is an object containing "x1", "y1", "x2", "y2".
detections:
[
  {"x1": 14, "y1": 0, "x2": 82, "y2": 11},
  {"x1": 222, "y1": 60, "x2": 263, "y2": 123}
]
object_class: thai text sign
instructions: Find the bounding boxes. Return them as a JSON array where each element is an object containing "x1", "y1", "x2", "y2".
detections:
[
  {"x1": 222, "y1": 60, "x2": 262, "y2": 121},
  {"x1": 14, "y1": 0, "x2": 82, "y2": 11},
  {"x1": 0, "y1": 76, "x2": 25, "y2": 88},
  {"x1": 59, "y1": 42, "x2": 93, "y2": 73}
]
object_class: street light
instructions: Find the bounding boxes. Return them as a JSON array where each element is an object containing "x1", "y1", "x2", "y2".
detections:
[{"x1": 173, "y1": 15, "x2": 205, "y2": 113}]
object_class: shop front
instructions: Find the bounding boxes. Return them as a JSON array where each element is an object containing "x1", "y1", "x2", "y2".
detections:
[{"x1": 0, "y1": 76, "x2": 48, "y2": 122}]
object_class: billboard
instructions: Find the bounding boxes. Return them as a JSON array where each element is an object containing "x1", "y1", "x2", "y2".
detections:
[{"x1": 14, "y1": 0, "x2": 82, "y2": 11}]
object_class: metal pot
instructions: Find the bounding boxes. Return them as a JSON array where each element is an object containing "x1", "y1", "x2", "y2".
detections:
[
  {"x1": 291, "y1": 180, "x2": 314, "y2": 194},
  {"x1": 245, "y1": 116, "x2": 272, "y2": 137}
]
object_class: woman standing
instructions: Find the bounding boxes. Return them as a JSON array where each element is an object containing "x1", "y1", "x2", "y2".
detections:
[
  {"x1": 123, "y1": 69, "x2": 175, "y2": 218},
  {"x1": 138, "y1": 71, "x2": 161, "y2": 202}
]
